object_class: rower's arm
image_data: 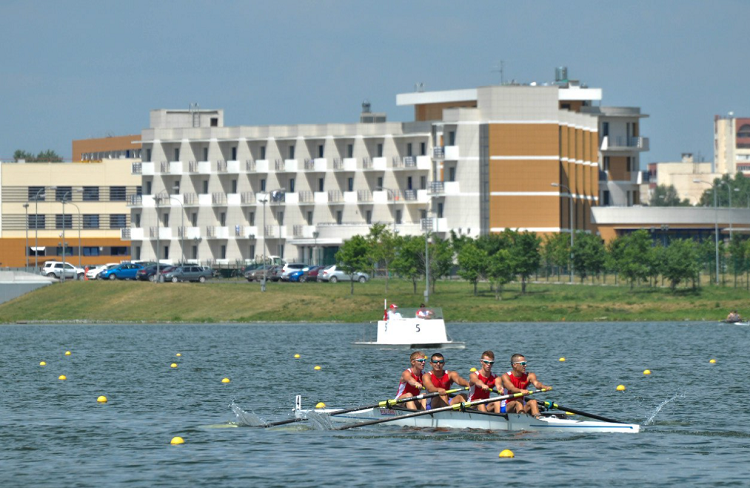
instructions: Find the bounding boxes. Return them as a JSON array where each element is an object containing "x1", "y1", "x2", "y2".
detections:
[
  {"x1": 528, "y1": 372, "x2": 549, "y2": 390},
  {"x1": 501, "y1": 373, "x2": 525, "y2": 394},
  {"x1": 470, "y1": 372, "x2": 489, "y2": 391},
  {"x1": 422, "y1": 373, "x2": 439, "y2": 393},
  {"x1": 401, "y1": 370, "x2": 421, "y2": 389},
  {"x1": 450, "y1": 371, "x2": 470, "y2": 388}
]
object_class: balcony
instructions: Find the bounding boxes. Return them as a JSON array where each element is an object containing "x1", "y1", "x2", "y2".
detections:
[
  {"x1": 298, "y1": 191, "x2": 315, "y2": 205},
  {"x1": 254, "y1": 160, "x2": 270, "y2": 173},
  {"x1": 234, "y1": 225, "x2": 259, "y2": 239},
  {"x1": 188, "y1": 161, "x2": 212, "y2": 174},
  {"x1": 127, "y1": 194, "x2": 143, "y2": 207},
  {"x1": 333, "y1": 158, "x2": 357, "y2": 172},
  {"x1": 205, "y1": 226, "x2": 229, "y2": 239},
  {"x1": 149, "y1": 226, "x2": 173, "y2": 240},
  {"x1": 183, "y1": 192, "x2": 198, "y2": 207},
  {"x1": 328, "y1": 190, "x2": 344, "y2": 204},
  {"x1": 132, "y1": 162, "x2": 142, "y2": 175},
  {"x1": 199, "y1": 194, "x2": 212, "y2": 206},
  {"x1": 264, "y1": 225, "x2": 287, "y2": 238},
  {"x1": 429, "y1": 181, "x2": 460, "y2": 196},
  {"x1": 178, "y1": 226, "x2": 201, "y2": 239},
  {"x1": 275, "y1": 159, "x2": 298, "y2": 173},
  {"x1": 343, "y1": 191, "x2": 358, "y2": 204},
  {"x1": 357, "y1": 190, "x2": 373, "y2": 202},
  {"x1": 212, "y1": 193, "x2": 227, "y2": 206},
  {"x1": 421, "y1": 217, "x2": 449, "y2": 232},
  {"x1": 241, "y1": 191, "x2": 257, "y2": 205},
  {"x1": 314, "y1": 192, "x2": 329, "y2": 204},
  {"x1": 304, "y1": 158, "x2": 328, "y2": 172},
  {"x1": 601, "y1": 136, "x2": 649, "y2": 152},
  {"x1": 121, "y1": 228, "x2": 132, "y2": 240},
  {"x1": 227, "y1": 193, "x2": 241, "y2": 206},
  {"x1": 141, "y1": 162, "x2": 155, "y2": 175},
  {"x1": 292, "y1": 225, "x2": 317, "y2": 238},
  {"x1": 363, "y1": 157, "x2": 387, "y2": 171}
]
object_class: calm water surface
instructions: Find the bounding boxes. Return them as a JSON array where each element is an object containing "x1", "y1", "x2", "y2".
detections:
[{"x1": 0, "y1": 321, "x2": 747, "y2": 487}]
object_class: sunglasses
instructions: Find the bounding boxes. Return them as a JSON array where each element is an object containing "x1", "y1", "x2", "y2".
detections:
[
  {"x1": 513, "y1": 361, "x2": 528, "y2": 366},
  {"x1": 431, "y1": 360, "x2": 445, "y2": 364},
  {"x1": 414, "y1": 359, "x2": 426, "y2": 363},
  {"x1": 481, "y1": 360, "x2": 494, "y2": 365}
]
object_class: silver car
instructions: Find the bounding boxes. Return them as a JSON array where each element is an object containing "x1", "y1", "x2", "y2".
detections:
[
  {"x1": 164, "y1": 266, "x2": 213, "y2": 283},
  {"x1": 318, "y1": 264, "x2": 369, "y2": 283}
]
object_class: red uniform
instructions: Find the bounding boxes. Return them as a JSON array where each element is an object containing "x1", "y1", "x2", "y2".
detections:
[
  {"x1": 468, "y1": 371, "x2": 496, "y2": 401},
  {"x1": 396, "y1": 368, "x2": 423, "y2": 398},
  {"x1": 427, "y1": 370, "x2": 453, "y2": 390},
  {"x1": 504, "y1": 371, "x2": 530, "y2": 405}
]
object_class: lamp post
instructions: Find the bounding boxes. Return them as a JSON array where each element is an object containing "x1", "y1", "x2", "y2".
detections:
[
  {"x1": 273, "y1": 188, "x2": 286, "y2": 259},
  {"x1": 158, "y1": 189, "x2": 185, "y2": 264},
  {"x1": 312, "y1": 231, "x2": 319, "y2": 266},
  {"x1": 695, "y1": 179, "x2": 719, "y2": 285},
  {"x1": 260, "y1": 194, "x2": 268, "y2": 292},
  {"x1": 23, "y1": 203, "x2": 29, "y2": 269},
  {"x1": 33, "y1": 186, "x2": 54, "y2": 271},
  {"x1": 723, "y1": 183, "x2": 740, "y2": 240},
  {"x1": 67, "y1": 201, "x2": 82, "y2": 268},
  {"x1": 60, "y1": 189, "x2": 82, "y2": 282},
  {"x1": 551, "y1": 182, "x2": 574, "y2": 283}
]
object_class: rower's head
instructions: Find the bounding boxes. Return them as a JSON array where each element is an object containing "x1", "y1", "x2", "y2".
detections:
[
  {"x1": 511, "y1": 353, "x2": 527, "y2": 373},
  {"x1": 430, "y1": 353, "x2": 445, "y2": 370},
  {"x1": 410, "y1": 351, "x2": 427, "y2": 370},
  {"x1": 480, "y1": 350, "x2": 495, "y2": 372}
]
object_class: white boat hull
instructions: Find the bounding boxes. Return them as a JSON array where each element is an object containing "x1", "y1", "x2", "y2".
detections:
[
  {"x1": 353, "y1": 309, "x2": 464, "y2": 349},
  {"x1": 294, "y1": 404, "x2": 640, "y2": 434}
]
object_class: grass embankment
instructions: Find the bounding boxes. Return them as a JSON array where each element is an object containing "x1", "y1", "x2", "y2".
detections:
[{"x1": 0, "y1": 278, "x2": 746, "y2": 323}]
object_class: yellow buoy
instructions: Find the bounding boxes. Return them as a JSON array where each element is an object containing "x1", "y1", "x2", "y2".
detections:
[
  {"x1": 58, "y1": 375, "x2": 67, "y2": 381},
  {"x1": 315, "y1": 402, "x2": 326, "y2": 409},
  {"x1": 39, "y1": 361, "x2": 46, "y2": 366},
  {"x1": 170, "y1": 363, "x2": 178, "y2": 368},
  {"x1": 498, "y1": 449, "x2": 515, "y2": 458},
  {"x1": 97, "y1": 396, "x2": 108, "y2": 403},
  {"x1": 221, "y1": 378, "x2": 230, "y2": 384},
  {"x1": 314, "y1": 365, "x2": 321, "y2": 370},
  {"x1": 709, "y1": 359, "x2": 716, "y2": 364},
  {"x1": 294, "y1": 354, "x2": 300, "y2": 359},
  {"x1": 643, "y1": 369, "x2": 651, "y2": 375},
  {"x1": 559, "y1": 357, "x2": 566, "y2": 362},
  {"x1": 176, "y1": 353, "x2": 182, "y2": 357},
  {"x1": 470, "y1": 368, "x2": 477, "y2": 373},
  {"x1": 170, "y1": 436, "x2": 184, "y2": 445},
  {"x1": 65, "y1": 351, "x2": 71, "y2": 356},
  {"x1": 616, "y1": 384, "x2": 626, "y2": 391}
]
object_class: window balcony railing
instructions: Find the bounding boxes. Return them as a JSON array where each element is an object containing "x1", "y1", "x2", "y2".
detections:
[
  {"x1": 132, "y1": 162, "x2": 142, "y2": 175},
  {"x1": 246, "y1": 159, "x2": 256, "y2": 172},
  {"x1": 429, "y1": 181, "x2": 445, "y2": 195},
  {"x1": 241, "y1": 192, "x2": 256, "y2": 204},
  {"x1": 298, "y1": 191, "x2": 315, "y2": 203},
  {"x1": 433, "y1": 146, "x2": 444, "y2": 159},
  {"x1": 217, "y1": 160, "x2": 227, "y2": 173},
  {"x1": 127, "y1": 194, "x2": 143, "y2": 207},
  {"x1": 328, "y1": 190, "x2": 344, "y2": 203},
  {"x1": 357, "y1": 190, "x2": 372, "y2": 202},
  {"x1": 212, "y1": 193, "x2": 227, "y2": 205}
]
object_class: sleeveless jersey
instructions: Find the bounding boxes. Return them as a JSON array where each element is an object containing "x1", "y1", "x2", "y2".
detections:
[
  {"x1": 468, "y1": 370, "x2": 496, "y2": 401},
  {"x1": 428, "y1": 370, "x2": 453, "y2": 390},
  {"x1": 396, "y1": 368, "x2": 423, "y2": 398},
  {"x1": 504, "y1": 371, "x2": 529, "y2": 405}
]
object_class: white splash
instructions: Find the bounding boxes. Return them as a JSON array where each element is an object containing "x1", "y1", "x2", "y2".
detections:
[
  {"x1": 644, "y1": 391, "x2": 684, "y2": 425},
  {"x1": 230, "y1": 400, "x2": 267, "y2": 427}
]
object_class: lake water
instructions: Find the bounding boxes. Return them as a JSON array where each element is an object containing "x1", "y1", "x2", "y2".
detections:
[{"x1": 0, "y1": 321, "x2": 747, "y2": 487}]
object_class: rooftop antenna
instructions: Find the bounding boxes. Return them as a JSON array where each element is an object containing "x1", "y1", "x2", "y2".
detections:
[
  {"x1": 189, "y1": 102, "x2": 200, "y2": 128},
  {"x1": 414, "y1": 82, "x2": 425, "y2": 92},
  {"x1": 492, "y1": 60, "x2": 505, "y2": 85}
]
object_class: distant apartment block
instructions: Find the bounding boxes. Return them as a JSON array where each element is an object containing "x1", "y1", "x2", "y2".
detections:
[
  {"x1": 715, "y1": 114, "x2": 750, "y2": 176},
  {"x1": 73, "y1": 134, "x2": 141, "y2": 161}
]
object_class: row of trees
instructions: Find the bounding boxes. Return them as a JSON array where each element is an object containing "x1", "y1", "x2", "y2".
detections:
[
  {"x1": 335, "y1": 224, "x2": 750, "y2": 297},
  {"x1": 654, "y1": 173, "x2": 750, "y2": 208},
  {"x1": 13, "y1": 149, "x2": 63, "y2": 163}
]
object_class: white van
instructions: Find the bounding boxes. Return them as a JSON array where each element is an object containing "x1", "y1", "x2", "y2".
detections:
[{"x1": 42, "y1": 261, "x2": 85, "y2": 280}]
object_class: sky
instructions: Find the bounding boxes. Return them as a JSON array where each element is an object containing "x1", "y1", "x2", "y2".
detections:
[{"x1": 1, "y1": 0, "x2": 747, "y2": 166}]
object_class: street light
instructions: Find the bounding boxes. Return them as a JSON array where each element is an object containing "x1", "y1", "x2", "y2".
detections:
[
  {"x1": 722, "y1": 183, "x2": 740, "y2": 240},
  {"x1": 551, "y1": 182, "x2": 574, "y2": 283},
  {"x1": 273, "y1": 188, "x2": 286, "y2": 259},
  {"x1": 60, "y1": 188, "x2": 82, "y2": 282},
  {"x1": 312, "y1": 230, "x2": 319, "y2": 266},
  {"x1": 32, "y1": 186, "x2": 54, "y2": 271},
  {"x1": 157, "y1": 188, "x2": 186, "y2": 265},
  {"x1": 23, "y1": 203, "x2": 29, "y2": 269},
  {"x1": 66, "y1": 201, "x2": 82, "y2": 268},
  {"x1": 260, "y1": 193, "x2": 268, "y2": 292},
  {"x1": 694, "y1": 179, "x2": 719, "y2": 285}
]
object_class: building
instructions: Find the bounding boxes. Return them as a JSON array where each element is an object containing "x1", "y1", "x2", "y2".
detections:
[
  {"x1": 715, "y1": 114, "x2": 750, "y2": 176},
  {"x1": 126, "y1": 69, "x2": 649, "y2": 266},
  {"x1": 0, "y1": 159, "x2": 140, "y2": 268},
  {"x1": 72, "y1": 134, "x2": 142, "y2": 162},
  {"x1": 644, "y1": 153, "x2": 718, "y2": 205}
]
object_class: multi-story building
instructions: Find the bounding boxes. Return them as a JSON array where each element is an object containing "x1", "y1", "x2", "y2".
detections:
[
  {"x1": 72, "y1": 134, "x2": 142, "y2": 161},
  {"x1": 643, "y1": 154, "x2": 717, "y2": 205},
  {"x1": 0, "y1": 159, "x2": 139, "y2": 268},
  {"x1": 128, "y1": 69, "x2": 648, "y2": 265},
  {"x1": 714, "y1": 114, "x2": 750, "y2": 176}
]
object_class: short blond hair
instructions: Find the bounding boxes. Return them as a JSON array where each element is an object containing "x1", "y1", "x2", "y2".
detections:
[{"x1": 410, "y1": 351, "x2": 426, "y2": 361}]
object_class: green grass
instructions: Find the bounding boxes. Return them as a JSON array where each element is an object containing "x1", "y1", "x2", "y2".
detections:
[{"x1": 0, "y1": 278, "x2": 746, "y2": 323}]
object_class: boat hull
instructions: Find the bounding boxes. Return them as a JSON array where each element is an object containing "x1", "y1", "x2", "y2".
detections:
[
  {"x1": 352, "y1": 341, "x2": 465, "y2": 349},
  {"x1": 295, "y1": 405, "x2": 640, "y2": 434}
]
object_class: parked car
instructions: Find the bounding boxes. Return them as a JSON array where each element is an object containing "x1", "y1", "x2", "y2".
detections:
[
  {"x1": 100, "y1": 263, "x2": 144, "y2": 281},
  {"x1": 280, "y1": 263, "x2": 307, "y2": 281},
  {"x1": 163, "y1": 265, "x2": 213, "y2": 283},
  {"x1": 136, "y1": 265, "x2": 175, "y2": 281},
  {"x1": 246, "y1": 265, "x2": 280, "y2": 282},
  {"x1": 267, "y1": 265, "x2": 285, "y2": 282},
  {"x1": 287, "y1": 270, "x2": 305, "y2": 282},
  {"x1": 301, "y1": 265, "x2": 323, "y2": 282},
  {"x1": 42, "y1": 261, "x2": 85, "y2": 280},
  {"x1": 318, "y1": 264, "x2": 370, "y2": 283},
  {"x1": 243, "y1": 263, "x2": 264, "y2": 281},
  {"x1": 85, "y1": 263, "x2": 119, "y2": 280}
]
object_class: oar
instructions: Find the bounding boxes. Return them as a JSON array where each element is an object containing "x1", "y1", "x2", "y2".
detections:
[
  {"x1": 335, "y1": 388, "x2": 551, "y2": 431},
  {"x1": 261, "y1": 388, "x2": 468, "y2": 428},
  {"x1": 539, "y1": 400, "x2": 624, "y2": 424}
]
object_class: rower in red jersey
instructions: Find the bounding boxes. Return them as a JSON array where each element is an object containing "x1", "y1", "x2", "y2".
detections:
[
  {"x1": 396, "y1": 351, "x2": 427, "y2": 410},
  {"x1": 422, "y1": 353, "x2": 469, "y2": 408},
  {"x1": 501, "y1": 353, "x2": 552, "y2": 418},
  {"x1": 468, "y1": 350, "x2": 503, "y2": 412}
]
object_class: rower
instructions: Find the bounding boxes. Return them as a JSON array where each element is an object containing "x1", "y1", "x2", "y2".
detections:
[
  {"x1": 396, "y1": 351, "x2": 427, "y2": 410},
  {"x1": 501, "y1": 354, "x2": 552, "y2": 418},
  {"x1": 387, "y1": 303, "x2": 402, "y2": 320},
  {"x1": 422, "y1": 353, "x2": 469, "y2": 408},
  {"x1": 468, "y1": 350, "x2": 503, "y2": 412},
  {"x1": 726, "y1": 310, "x2": 742, "y2": 323}
]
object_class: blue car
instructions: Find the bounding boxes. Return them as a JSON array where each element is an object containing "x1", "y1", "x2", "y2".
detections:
[
  {"x1": 288, "y1": 270, "x2": 305, "y2": 282},
  {"x1": 100, "y1": 262, "x2": 144, "y2": 280}
]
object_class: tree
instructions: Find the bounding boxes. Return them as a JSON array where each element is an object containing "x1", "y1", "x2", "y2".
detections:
[
  {"x1": 728, "y1": 235, "x2": 747, "y2": 288},
  {"x1": 661, "y1": 239, "x2": 700, "y2": 291},
  {"x1": 428, "y1": 235, "x2": 454, "y2": 293},
  {"x1": 650, "y1": 184, "x2": 691, "y2": 206},
  {"x1": 542, "y1": 232, "x2": 570, "y2": 281},
  {"x1": 571, "y1": 232, "x2": 606, "y2": 283},
  {"x1": 367, "y1": 223, "x2": 397, "y2": 294},
  {"x1": 335, "y1": 235, "x2": 372, "y2": 295},
  {"x1": 487, "y1": 249, "x2": 514, "y2": 300},
  {"x1": 605, "y1": 235, "x2": 627, "y2": 285},
  {"x1": 13, "y1": 149, "x2": 63, "y2": 162},
  {"x1": 618, "y1": 230, "x2": 652, "y2": 289},
  {"x1": 457, "y1": 241, "x2": 486, "y2": 296},
  {"x1": 392, "y1": 235, "x2": 424, "y2": 294},
  {"x1": 504, "y1": 230, "x2": 541, "y2": 293}
]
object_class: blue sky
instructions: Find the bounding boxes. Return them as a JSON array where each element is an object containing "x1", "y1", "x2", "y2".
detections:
[{"x1": 1, "y1": 0, "x2": 747, "y2": 165}]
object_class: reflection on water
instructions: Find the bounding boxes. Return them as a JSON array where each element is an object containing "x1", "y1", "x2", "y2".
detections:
[{"x1": 0, "y1": 321, "x2": 748, "y2": 486}]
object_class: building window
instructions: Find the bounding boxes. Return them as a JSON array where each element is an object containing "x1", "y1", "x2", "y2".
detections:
[
  {"x1": 163, "y1": 246, "x2": 169, "y2": 259},
  {"x1": 146, "y1": 149, "x2": 152, "y2": 162},
  {"x1": 377, "y1": 177, "x2": 383, "y2": 189},
  {"x1": 365, "y1": 210, "x2": 372, "y2": 224},
  {"x1": 348, "y1": 177, "x2": 354, "y2": 192},
  {"x1": 260, "y1": 146, "x2": 266, "y2": 159},
  {"x1": 191, "y1": 213, "x2": 197, "y2": 226},
  {"x1": 420, "y1": 176, "x2": 426, "y2": 190},
  {"x1": 249, "y1": 211, "x2": 255, "y2": 226},
  {"x1": 231, "y1": 179, "x2": 237, "y2": 193},
  {"x1": 249, "y1": 244, "x2": 255, "y2": 258},
  {"x1": 377, "y1": 143, "x2": 383, "y2": 157},
  {"x1": 448, "y1": 131, "x2": 456, "y2": 145},
  {"x1": 602, "y1": 122, "x2": 609, "y2": 137},
  {"x1": 407, "y1": 143, "x2": 413, "y2": 157},
  {"x1": 421, "y1": 210, "x2": 427, "y2": 220},
  {"x1": 420, "y1": 142, "x2": 426, "y2": 156},
  {"x1": 110, "y1": 186, "x2": 126, "y2": 201},
  {"x1": 307, "y1": 211, "x2": 313, "y2": 225},
  {"x1": 260, "y1": 179, "x2": 266, "y2": 192},
  {"x1": 318, "y1": 178, "x2": 324, "y2": 192},
  {"x1": 55, "y1": 214, "x2": 73, "y2": 229},
  {"x1": 109, "y1": 214, "x2": 127, "y2": 229},
  {"x1": 211, "y1": 118, "x2": 218, "y2": 127},
  {"x1": 83, "y1": 215, "x2": 100, "y2": 229},
  {"x1": 318, "y1": 145, "x2": 324, "y2": 157},
  {"x1": 162, "y1": 212, "x2": 169, "y2": 227},
  {"x1": 55, "y1": 186, "x2": 72, "y2": 202},
  {"x1": 173, "y1": 181, "x2": 180, "y2": 195},
  {"x1": 278, "y1": 211, "x2": 284, "y2": 226},
  {"x1": 28, "y1": 214, "x2": 45, "y2": 230},
  {"x1": 83, "y1": 187, "x2": 99, "y2": 201},
  {"x1": 289, "y1": 178, "x2": 295, "y2": 192},
  {"x1": 347, "y1": 144, "x2": 353, "y2": 158},
  {"x1": 134, "y1": 213, "x2": 140, "y2": 227},
  {"x1": 135, "y1": 246, "x2": 141, "y2": 260},
  {"x1": 111, "y1": 246, "x2": 129, "y2": 256},
  {"x1": 738, "y1": 124, "x2": 750, "y2": 138},
  {"x1": 220, "y1": 212, "x2": 226, "y2": 226},
  {"x1": 289, "y1": 146, "x2": 295, "y2": 159},
  {"x1": 136, "y1": 186, "x2": 142, "y2": 196},
  {"x1": 83, "y1": 247, "x2": 100, "y2": 256},
  {"x1": 407, "y1": 176, "x2": 413, "y2": 190},
  {"x1": 202, "y1": 180, "x2": 209, "y2": 194},
  {"x1": 231, "y1": 147, "x2": 237, "y2": 160},
  {"x1": 437, "y1": 203, "x2": 443, "y2": 218},
  {"x1": 192, "y1": 245, "x2": 198, "y2": 259},
  {"x1": 174, "y1": 148, "x2": 180, "y2": 161},
  {"x1": 602, "y1": 190, "x2": 610, "y2": 206},
  {"x1": 145, "y1": 181, "x2": 152, "y2": 195},
  {"x1": 221, "y1": 245, "x2": 226, "y2": 259},
  {"x1": 336, "y1": 211, "x2": 342, "y2": 225},
  {"x1": 395, "y1": 210, "x2": 402, "y2": 224},
  {"x1": 203, "y1": 147, "x2": 208, "y2": 161},
  {"x1": 28, "y1": 186, "x2": 45, "y2": 201},
  {"x1": 448, "y1": 167, "x2": 456, "y2": 182},
  {"x1": 603, "y1": 156, "x2": 610, "y2": 171}
]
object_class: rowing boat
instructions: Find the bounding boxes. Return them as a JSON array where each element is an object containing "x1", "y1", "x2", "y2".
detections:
[
  {"x1": 293, "y1": 396, "x2": 640, "y2": 433},
  {"x1": 352, "y1": 306, "x2": 465, "y2": 349}
]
